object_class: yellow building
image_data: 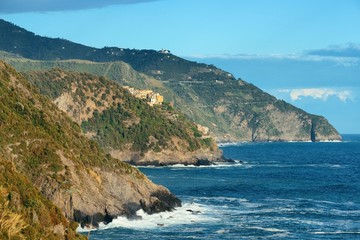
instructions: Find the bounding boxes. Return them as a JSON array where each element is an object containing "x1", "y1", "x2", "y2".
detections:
[
  {"x1": 134, "y1": 90, "x2": 153, "y2": 99},
  {"x1": 149, "y1": 93, "x2": 164, "y2": 106},
  {"x1": 123, "y1": 86, "x2": 163, "y2": 106}
]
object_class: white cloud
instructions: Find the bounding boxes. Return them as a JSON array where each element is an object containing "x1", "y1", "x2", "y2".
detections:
[
  {"x1": 306, "y1": 43, "x2": 360, "y2": 58},
  {"x1": 187, "y1": 43, "x2": 360, "y2": 67},
  {"x1": 284, "y1": 88, "x2": 352, "y2": 102},
  {"x1": 187, "y1": 53, "x2": 359, "y2": 67}
]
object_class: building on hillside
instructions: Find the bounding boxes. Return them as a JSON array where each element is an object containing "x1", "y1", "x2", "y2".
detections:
[
  {"x1": 134, "y1": 89, "x2": 153, "y2": 99},
  {"x1": 159, "y1": 49, "x2": 171, "y2": 54},
  {"x1": 149, "y1": 93, "x2": 164, "y2": 106},
  {"x1": 123, "y1": 86, "x2": 163, "y2": 106}
]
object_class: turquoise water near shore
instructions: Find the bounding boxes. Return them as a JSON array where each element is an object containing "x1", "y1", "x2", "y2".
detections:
[{"x1": 84, "y1": 134, "x2": 360, "y2": 239}]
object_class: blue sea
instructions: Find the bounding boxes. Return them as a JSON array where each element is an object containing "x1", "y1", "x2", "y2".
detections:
[{"x1": 84, "y1": 134, "x2": 360, "y2": 239}]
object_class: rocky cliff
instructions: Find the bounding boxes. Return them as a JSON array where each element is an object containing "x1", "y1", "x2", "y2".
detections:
[
  {"x1": 0, "y1": 61, "x2": 181, "y2": 230},
  {"x1": 193, "y1": 80, "x2": 341, "y2": 142},
  {"x1": 0, "y1": 158, "x2": 86, "y2": 239}
]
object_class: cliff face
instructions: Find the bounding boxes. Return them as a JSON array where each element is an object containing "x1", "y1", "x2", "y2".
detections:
[
  {"x1": 208, "y1": 91, "x2": 341, "y2": 142},
  {"x1": 24, "y1": 68, "x2": 222, "y2": 165},
  {"x1": 0, "y1": 158, "x2": 86, "y2": 239},
  {"x1": 41, "y1": 152, "x2": 181, "y2": 226},
  {"x1": 0, "y1": 61, "x2": 180, "y2": 228}
]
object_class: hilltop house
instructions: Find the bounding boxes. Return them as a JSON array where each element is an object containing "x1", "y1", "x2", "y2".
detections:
[{"x1": 159, "y1": 49, "x2": 171, "y2": 54}]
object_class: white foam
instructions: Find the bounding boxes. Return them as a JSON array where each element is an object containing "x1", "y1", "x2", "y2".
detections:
[
  {"x1": 319, "y1": 140, "x2": 342, "y2": 143},
  {"x1": 208, "y1": 161, "x2": 244, "y2": 168},
  {"x1": 193, "y1": 196, "x2": 254, "y2": 205},
  {"x1": 77, "y1": 202, "x2": 217, "y2": 232},
  {"x1": 300, "y1": 198, "x2": 354, "y2": 206},
  {"x1": 138, "y1": 161, "x2": 244, "y2": 170},
  {"x1": 219, "y1": 140, "x2": 345, "y2": 145},
  {"x1": 215, "y1": 229, "x2": 230, "y2": 234},
  {"x1": 313, "y1": 231, "x2": 360, "y2": 235},
  {"x1": 217, "y1": 142, "x2": 248, "y2": 147},
  {"x1": 256, "y1": 163, "x2": 345, "y2": 169},
  {"x1": 246, "y1": 226, "x2": 288, "y2": 233},
  {"x1": 168, "y1": 162, "x2": 245, "y2": 169},
  {"x1": 330, "y1": 209, "x2": 360, "y2": 216}
]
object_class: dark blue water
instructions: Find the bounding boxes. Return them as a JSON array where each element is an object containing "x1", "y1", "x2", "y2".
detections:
[{"x1": 85, "y1": 135, "x2": 360, "y2": 239}]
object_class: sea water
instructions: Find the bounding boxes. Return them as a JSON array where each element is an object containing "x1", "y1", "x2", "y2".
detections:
[{"x1": 83, "y1": 134, "x2": 360, "y2": 239}]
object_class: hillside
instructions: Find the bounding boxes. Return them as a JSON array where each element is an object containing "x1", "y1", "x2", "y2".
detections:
[
  {"x1": 0, "y1": 61, "x2": 180, "y2": 230},
  {"x1": 23, "y1": 68, "x2": 222, "y2": 165},
  {"x1": 0, "y1": 19, "x2": 341, "y2": 142},
  {"x1": 0, "y1": 158, "x2": 85, "y2": 239}
]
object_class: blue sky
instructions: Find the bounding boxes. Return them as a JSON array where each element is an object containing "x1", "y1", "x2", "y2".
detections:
[{"x1": 1, "y1": 0, "x2": 360, "y2": 133}]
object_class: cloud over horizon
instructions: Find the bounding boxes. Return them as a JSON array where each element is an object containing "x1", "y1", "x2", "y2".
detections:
[
  {"x1": 306, "y1": 43, "x2": 360, "y2": 58},
  {"x1": 0, "y1": 0, "x2": 158, "y2": 13},
  {"x1": 187, "y1": 43, "x2": 360, "y2": 67},
  {"x1": 279, "y1": 88, "x2": 353, "y2": 103}
]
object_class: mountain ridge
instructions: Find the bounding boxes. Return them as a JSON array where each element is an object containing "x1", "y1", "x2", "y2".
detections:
[{"x1": 0, "y1": 19, "x2": 341, "y2": 142}]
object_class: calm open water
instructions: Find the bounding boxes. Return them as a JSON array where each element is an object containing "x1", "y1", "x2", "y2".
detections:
[{"x1": 83, "y1": 134, "x2": 360, "y2": 239}]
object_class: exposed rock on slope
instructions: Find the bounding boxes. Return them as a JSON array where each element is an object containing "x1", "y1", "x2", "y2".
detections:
[
  {"x1": 19, "y1": 59, "x2": 341, "y2": 142},
  {"x1": 0, "y1": 19, "x2": 341, "y2": 142},
  {"x1": 0, "y1": 61, "x2": 180, "y2": 228},
  {"x1": 0, "y1": 158, "x2": 85, "y2": 239},
  {"x1": 24, "y1": 68, "x2": 223, "y2": 165}
]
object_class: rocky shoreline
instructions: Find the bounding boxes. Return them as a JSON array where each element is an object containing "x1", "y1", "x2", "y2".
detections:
[
  {"x1": 73, "y1": 188, "x2": 181, "y2": 228},
  {"x1": 217, "y1": 138, "x2": 343, "y2": 146},
  {"x1": 128, "y1": 155, "x2": 236, "y2": 167}
]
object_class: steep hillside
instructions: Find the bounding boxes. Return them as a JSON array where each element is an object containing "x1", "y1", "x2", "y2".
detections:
[
  {"x1": 24, "y1": 68, "x2": 222, "y2": 165},
  {"x1": 0, "y1": 19, "x2": 341, "y2": 142},
  {"x1": 0, "y1": 61, "x2": 180, "y2": 229},
  {"x1": 0, "y1": 158, "x2": 85, "y2": 239},
  {"x1": 5, "y1": 56, "x2": 341, "y2": 142}
]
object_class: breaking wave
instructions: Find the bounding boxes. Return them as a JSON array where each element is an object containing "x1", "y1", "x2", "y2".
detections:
[{"x1": 78, "y1": 202, "x2": 217, "y2": 232}]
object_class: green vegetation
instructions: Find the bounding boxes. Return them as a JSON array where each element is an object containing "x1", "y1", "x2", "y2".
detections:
[
  {"x1": 0, "y1": 160, "x2": 85, "y2": 240},
  {"x1": 82, "y1": 100, "x2": 203, "y2": 153},
  {"x1": 0, "y1": 61, "x2": 151, "y2": 238},
  {"x1": 0, "y1": 18, "x2": 340, "y2": 141},
  {"x1": 7, "y1": 54, "x2": 340, "y2": 141},
  {"x1": 24, "y1": 68, "x2": 214, "y2": 154},
  {"x1": 0, "y1": 64, "x2": 110, "y2": 172}
]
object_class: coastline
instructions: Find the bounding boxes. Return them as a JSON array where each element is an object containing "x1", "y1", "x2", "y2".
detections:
[
  {"x1": 216, "y1": 135, "x2": 360, "y2": 146},
  {"x1": 217, "y1": 139, "x2": 344, "y2": 147}
]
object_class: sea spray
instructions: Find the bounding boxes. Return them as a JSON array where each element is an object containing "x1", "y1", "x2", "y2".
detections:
[{"x1": 77, "y1": 202, "x2": 217, "y2": 232}]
